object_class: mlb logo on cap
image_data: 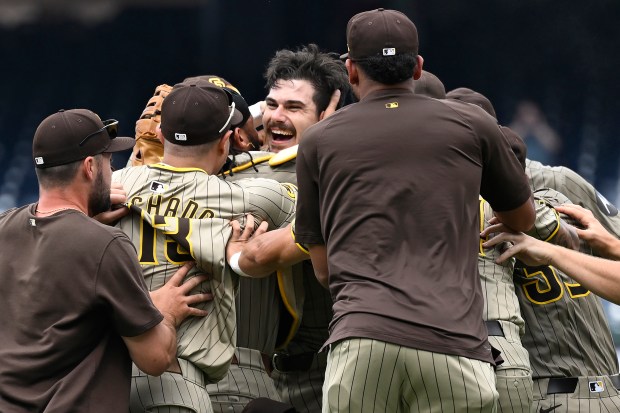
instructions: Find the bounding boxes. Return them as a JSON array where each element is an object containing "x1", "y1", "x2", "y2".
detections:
[
  {"x1": 35, "y1": 157, "x2": 44, "y2": 165},
  {"x1": 175, "y1": 133, "x2": 187, "y2": 141},
  {"x1": 383, "y1": 48, "x2": 396, "y2": 56}
]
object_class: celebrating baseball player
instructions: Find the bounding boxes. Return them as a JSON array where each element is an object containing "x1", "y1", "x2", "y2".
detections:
[{"x1": 113, "y1": 83, "x2": 297, "y2": 413}]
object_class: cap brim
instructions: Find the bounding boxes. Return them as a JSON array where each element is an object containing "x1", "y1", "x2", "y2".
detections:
[
  {"x1": 230, "y1": 109, "x2": 244, "y2": 128},
  {"x1": 105, "y1": 136, "x2": 135, "y2": 153},
  {"x1": 339, "y1": 52, "x2": 349, "y2": 61}
]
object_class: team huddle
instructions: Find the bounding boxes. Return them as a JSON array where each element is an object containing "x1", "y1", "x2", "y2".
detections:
[{"x1": 2, "y1": 7, "x2": 620, "y2": 413}]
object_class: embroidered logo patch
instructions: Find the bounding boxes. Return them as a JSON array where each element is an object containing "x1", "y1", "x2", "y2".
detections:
[
  {"x1": 385, "y1": 102, "x2": 399, "y2": 109},
  {"x1": 150, "y1": 181, "x2": 165, "y2": 193},
  {"x1": 589, "y1": 381, "x2": 604, "y2": 393}
]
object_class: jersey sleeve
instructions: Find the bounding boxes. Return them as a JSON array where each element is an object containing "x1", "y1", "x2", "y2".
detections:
[
  {"x1": 95, "y1": 234, "x2": 163, "y2": 337},
  {"x1": 475, "y1": 115, "x2": 532, "y2": 212},
  {"x1": 526, "y1": 190, "x2": 562, "y2": 242},
  {"x1": 559, "y1": 167, "x2": 620, "y2": 239},
  {"x1": 239, "y1": 178, "x2": 297, "y2": 230},
  {"x1": 294, "y1": 127, "x2": 324, "y2": 245}
]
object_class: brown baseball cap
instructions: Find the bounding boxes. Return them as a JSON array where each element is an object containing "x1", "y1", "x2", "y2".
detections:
[
  {"x1": 33, "y1": 109, "x2": 135, "y2": 169},
  {"x1": 413, "y1": 70, "x2": 446, "y2": 99},
  {"x1": 181, "y1": 75, "x2": 251, "y2": 128},
  {"x1": 160, "y1": 83, "x2": 243, "y2": 145},
  {"x1": 341, "y1": 8, "x2": 418, "y2": 60},
  {"x1": 446, "y1": 87, "x2": 497, "y2": 119}
]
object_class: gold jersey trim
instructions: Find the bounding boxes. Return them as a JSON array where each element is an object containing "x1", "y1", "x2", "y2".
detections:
[
  {"x1": 149, "y1": 163, "x2": 208, "y2": 174},
  {"x1": 277, "y1": 270, "x2": 300, "y2": 348},
  {"x1": 269, "y1": 145, "x2": 298, "y2": 166}
]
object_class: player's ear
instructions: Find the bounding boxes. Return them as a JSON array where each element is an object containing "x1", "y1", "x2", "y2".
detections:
[
  {"x1": 346, "y1": 59, "x2": 358, "y2": 86},
  {"x1": 156, "y1": 125, "x2": 165, "y2": 145},
  {"x1": 230, "y1": 127, "x2": 246, "y2": 151},
  {"x1": 413, "y1": 55, "x2": 424, "y2": 80},
  {"x1": 218, "y1": 130, "x2": 233, "y2": 155},
  {"x1": 82, "y1": 156, "x2": 96, "y2": 181}
]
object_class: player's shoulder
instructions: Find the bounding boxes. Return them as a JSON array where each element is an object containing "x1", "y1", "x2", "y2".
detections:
[
  {"x1": 221, "y1": 146, "x2": 298, "y2": 176},
  {"x1": 533, "y1": 187, "x2": 572, "y2": 206}
]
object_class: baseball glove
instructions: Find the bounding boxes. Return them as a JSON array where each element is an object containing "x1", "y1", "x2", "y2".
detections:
[{"x1": 129, "y1": 84, "x2": 172, "y2": 166}]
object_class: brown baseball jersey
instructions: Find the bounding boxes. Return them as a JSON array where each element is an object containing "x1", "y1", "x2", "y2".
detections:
[
  {"x1": 296, "y1": 90, "x2": 534, "y2": 412},
  {"x1": 0, "y1": 206, "x2": 162, "y2": 413},
  {"x1": 296, "y1": 90, "x2": 532, "y2": 363},
  {"x1": 113, "y1": 163, "x2": 296, "y2": 383}
]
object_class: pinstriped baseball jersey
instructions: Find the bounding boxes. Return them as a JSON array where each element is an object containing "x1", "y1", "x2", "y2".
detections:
[
  {"x1": 223, "y1": 148, "x2": 332, "y2": 413},
  {"x1": 526, "y1": 158, "x2": 620, "y2": 237},
  {"x1": 113, "y1": 163, "x2": 297, "y2": 383},
  {"x1": 479, "y1": 197, "x2": 523, "y2": 329},
  {"x1": 221, "y1": 150, "x2": 299, "y2": 354},
  {"x1": 480, "y1": 197, "x2": 533, "y2": 412},
  {"x1": 514, "y1": 188, "x2": 619, "y2": 379}
]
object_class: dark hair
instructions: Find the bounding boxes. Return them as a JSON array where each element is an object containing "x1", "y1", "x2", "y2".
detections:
[
  {"x1": 355, "y1": 53, "x2": 418, "y2": 85},
  {"x1": 264, "y1": 44, "x2": 350, "y2": 115},
  {"x1": 35, "y1": 157, "x2": 89, "y2": 188}
]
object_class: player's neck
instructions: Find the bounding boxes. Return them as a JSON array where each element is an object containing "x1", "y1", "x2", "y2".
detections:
[
  {"x1": 36, "y1": 191, "x2": 87, "y2": 217},
  {"x1": 161, "y1": 153, "x2": 220, "y2": 175}
]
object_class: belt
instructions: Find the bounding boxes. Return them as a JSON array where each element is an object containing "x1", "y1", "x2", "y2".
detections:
[
  {"x1": 547, "y1": 375, "x2": 620, "y2": 394},
  {"x1": 272, "y1": 352, "x2": 316, "y2": 373},
  {"x1": 231, "y1": 352, "x2": 273, "y2": 376},
  {"x1": 485, "y1": 320, "x2": 504, "y2": 337}
]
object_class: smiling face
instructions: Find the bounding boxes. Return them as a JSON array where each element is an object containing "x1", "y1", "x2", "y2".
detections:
[{"x1": 262, "y1": 79, "x2": 320, "y2": 153}]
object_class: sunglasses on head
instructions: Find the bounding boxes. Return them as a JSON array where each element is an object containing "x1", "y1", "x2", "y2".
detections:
[
  {"x1": 79, "y1": 119, "x2": 119, "y2": 147},
  {"x1": 218, "y1": 102, "x2": 236, "y2": 134}
]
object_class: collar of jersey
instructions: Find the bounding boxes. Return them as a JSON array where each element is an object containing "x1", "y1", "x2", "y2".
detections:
[{"x1": 149, "y1": 162, "x2": 208, "y2": 174}]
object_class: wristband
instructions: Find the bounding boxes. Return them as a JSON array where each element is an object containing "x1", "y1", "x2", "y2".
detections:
[{"x1": 229, "y1": 251, "x2": 251, "y2": 277}]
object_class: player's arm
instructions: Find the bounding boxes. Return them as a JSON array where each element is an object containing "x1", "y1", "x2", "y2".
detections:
[
  {"x1": 123, "y1": 263, "x2": 211, "y2": 376},
  {"x1": 525, "y1": 195, "x2": 580, "y2": 251},
  {"x1": 227, "y1": 216, "x2": 309, "y2": 277},
  {"x1": 308, "y1": 244, "x2": 328, "y2": 289},
  {"x1": 556, "y1": 204, "x2": 620, "y2": 259},
  {"x1": 493, "y1": 195, "x2": 535, "y2": 233},
  {"x1": 482, "y1": 224, "x2": 620, "y2": 304},
  {"x1": 93, "y1": 181, "x2": 130, "y2": 224}
]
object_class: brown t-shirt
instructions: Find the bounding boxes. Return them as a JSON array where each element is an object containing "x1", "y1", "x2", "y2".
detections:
[
  {"x1": 295, "y1": 89, "x2": 532, "y2": 363},
  {"x1": 0, "y1": 205, "x2": 162, "y2": 412}
]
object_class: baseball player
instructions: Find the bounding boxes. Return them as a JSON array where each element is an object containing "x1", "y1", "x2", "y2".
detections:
[
  {"x1": 448, "y1": 86, "x2": 620, "y2": 411},
  {"x1": 222, "y1": 44, "x2": 349, "y2": 413},
  {"x1": 483, "y1": 188, "x2": 620, "y2": 412},
  {"x1": 113, "y1": 84, "x2": 297, "y2": 413},
  {"x1": 296, "y1": 9, "x2": 537, "y2": 412},
  {"x1": 479, "y1": 195, "x2": 535, "y2": 413}
]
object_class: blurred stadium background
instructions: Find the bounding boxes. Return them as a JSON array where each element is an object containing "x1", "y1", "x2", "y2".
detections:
[{"x1": 1, "y1": 0, "x2": 620, "y2": 347}]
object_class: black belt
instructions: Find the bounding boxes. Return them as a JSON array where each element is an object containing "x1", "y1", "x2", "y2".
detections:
[
  {"x1": 272, "y1": 352, "x2": 316, "y2": 373},
  {"x1": 231, "y1": 353, "x2": 273, "y2": 376},
  {"x1": 547, "y1": 375, "x2": 620, "y2": 394},
  {"x1": 485, "y1": 320, "x2": 504, "y2": 337}
]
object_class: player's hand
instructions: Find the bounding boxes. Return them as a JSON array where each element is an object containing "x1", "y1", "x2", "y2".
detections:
[
  {"x1": 555, "y1": 204, "x2": 620, "y2": 258},
  {"x1": 482, "y1": 226, "x2": 554, "y2": 267},
  {"x1": 320, "y1": 89, "x2": 341, "y2": 120},
  {"x1": 93, "y1": 182, "x2": 131, "y2": 224},
  {"x1": 226, "y1": 214, "x2": 269, "y2": 261},
  {"x1": 150, "y1": 262, "x2": 212, "y2": 327}
]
